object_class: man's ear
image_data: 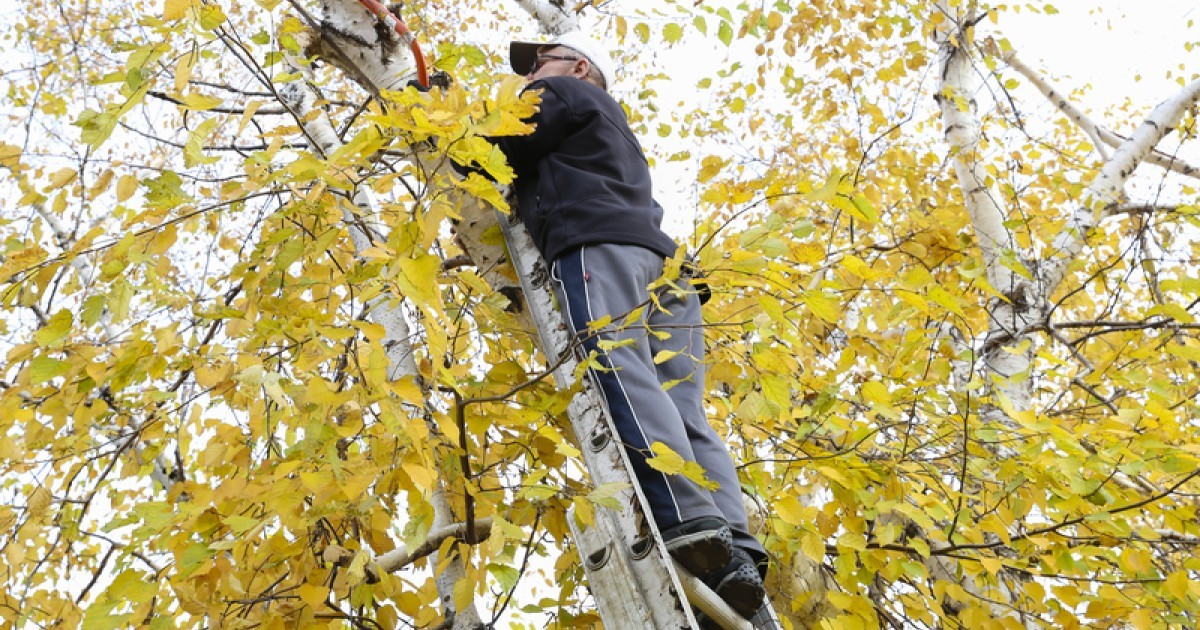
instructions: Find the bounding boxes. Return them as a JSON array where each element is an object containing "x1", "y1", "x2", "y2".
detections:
[{"x1": 572, "y1": 58, "x2": 591, "y2": 79}]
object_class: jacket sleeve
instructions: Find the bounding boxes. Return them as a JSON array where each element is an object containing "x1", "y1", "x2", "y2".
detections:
[{"x1": 491, "y1": 81, "x2": 573, "y2": 174}]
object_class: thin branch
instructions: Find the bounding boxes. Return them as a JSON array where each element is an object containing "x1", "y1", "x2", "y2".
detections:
[
  {"x1": 368, "y1": 518, "x2": 495, "y2": 575},
  {"x1": 984, "y1": 40, "x2": 1110, "y2": 161}
]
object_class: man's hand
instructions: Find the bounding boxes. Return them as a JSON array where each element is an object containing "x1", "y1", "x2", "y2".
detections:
[{"x1": 407, "y1": 71, "x2": 454, "y2": 92}]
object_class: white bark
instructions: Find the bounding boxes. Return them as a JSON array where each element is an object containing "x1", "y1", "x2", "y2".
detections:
[
  {"x1": 511, "y1": 0, "x2": 579, "y2": 35},
  {"x1": 280, "y1": 9, "x2": 485, "y2": 624},
  {"x1": 430, "y1": 487, "x2": 483, "y2": 629},
  {"x1": 7, "y1": 167, "x2": 179, "y2": 495},
  {"x1": 1040, "y1": 76, "x2": 1200, "y2": 293},
  {"x1": 989, "y1": 41, "x2": 1200, "y2": 180},
  {"x1": 298, "y1": 0, "x2": 416, "y2": 94},
  {"x1": 935, "y1": 13, "x2": 1022, "y2": 301},
  {"x1": 932, "y1": 3, "x2": 1036, "y2": 625},
  {"x1": 936, "y1": 1, "x2": 1036, "y2": 417}
]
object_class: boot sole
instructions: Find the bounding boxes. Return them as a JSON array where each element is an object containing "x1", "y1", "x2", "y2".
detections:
[{"x1": 664, "y1": 526, "x2": 733, "y2": 574}]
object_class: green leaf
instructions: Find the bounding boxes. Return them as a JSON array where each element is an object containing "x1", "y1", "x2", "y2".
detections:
[
  {"x1": 144, "y1": 170, "x2": 193, "y2": 209},
  {"x1": 178, "y1": 542, "x2": 212, "y2": 576},
  {"x1": 663, "y1": 23, "x2": 683, "y2": 44},
  {"x1": 29, "y1": 355, "x2": 68, "y2": 384},
  {"x1": 198, "y1": 4, "x2": 227, "y2": 30},
  {"x1": 718, "y1": 21, "x2": 733, "y2": 46},
  {"x1": 488, "y1": 563, "x2": 521, "y2": 591},
  {"x1": 635, "y1": 23, "x2": 650, "y2": 44},
  {"x1": 586, "y1": 482, "x2": 630, "y2": 511},
  {"x1": 81, "y1": 295, "x2": 106, "y2": 326},
  {"x1": 33, "y1": 310, "x2": 73, "y2": 348},
  {"x1": 108, "y1": 278, "x2": 135, "y2": 321},
  {"x1": 81, "y1": 604, "x2": 129, "y2": 630},
  {"x1": 850, "y1": 195, "x2": 879, "y2": 223},
  {"x1": 183, "y1": 117, "x2": 220, "y2": 167},
  {"x1": 75, "y1": 109, "x2": 118, "y2": 148},
  {"x1": 223, "y1": 515, "x2": 261, "y2": 534}
]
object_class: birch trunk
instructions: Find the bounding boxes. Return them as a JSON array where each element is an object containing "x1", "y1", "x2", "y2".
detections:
[
  {"x1": 280, "y1": 10, "x2": 490, "y2": 624},
  {"x1": 933, "y1": 0, "x2": 1200, "y2": 624},
  {"x1": 932, "y1": 1, "x2": 1034, "y2": 624},
  {"x1": 6, "y1": 171, "x2": 179, "y2": 494},
  {"x1": 935, "y1": 0, "x2": 1037, "y2": 424},
  {"x1": 281, "y1": 2, "x2": 585, "y2": 626}
]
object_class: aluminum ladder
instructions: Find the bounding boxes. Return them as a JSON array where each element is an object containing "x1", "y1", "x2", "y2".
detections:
[{"x1": 498, "y1": 213, "x2": 782, "y2": 629}]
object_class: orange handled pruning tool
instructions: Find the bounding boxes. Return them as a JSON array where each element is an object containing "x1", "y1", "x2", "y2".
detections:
[{"x1": 355, "y1": 0, "x2": 429, "y2": 87}]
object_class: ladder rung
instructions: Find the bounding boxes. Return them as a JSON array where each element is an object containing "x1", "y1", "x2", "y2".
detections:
[{"x1": 500, "y1": 212, "x2": 783, "y2": 629}]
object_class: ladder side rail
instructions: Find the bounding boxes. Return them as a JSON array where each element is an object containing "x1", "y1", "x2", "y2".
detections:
[
  {"x1": 499, "y1": 213, "x2": 784, "y2": 630},
  {"x1": 497, "y1": 213, "x2": 700, "y2": 629}
]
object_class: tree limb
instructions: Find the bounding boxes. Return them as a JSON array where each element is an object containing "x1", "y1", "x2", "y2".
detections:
[
  {"x1": 986, "y1": 39, "x2": 1200, "y2": 180},
  {"x1": 1041, "y1": 76, "x2": 1200, "y2": 293}
]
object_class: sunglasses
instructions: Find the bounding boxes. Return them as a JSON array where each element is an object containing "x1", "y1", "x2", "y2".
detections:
[{"x1": 527, "y1": 54, "x2": 581, "y2": 75}]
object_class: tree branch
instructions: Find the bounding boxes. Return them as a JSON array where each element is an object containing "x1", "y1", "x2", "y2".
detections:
[
  {"x1": 1041, "y1": 76, "x2": 1200, "y2": 293},
  {"x1": 985, "y1": 39, "x2": 1200, "y2": 180}
]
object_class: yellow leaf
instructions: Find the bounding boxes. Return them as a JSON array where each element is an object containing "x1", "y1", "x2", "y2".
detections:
[
  {"x1": 1165, "y1": 571, "x2": 1191, "y2": 600},
  {"x1": 238, "y1": 100, "x2": 264, "y2": 134},
  {"x1": 571, "y1": 496, "x2": 595, "y2": 527},
  {"x1": 90, "y1": 169, "x2": 114, "y2": 195},
  {"x1": 116, "y1": 174, "x2": 139, "y2": 202},
  {"x1": 698, "y1": 155, "x2": 725, "y2": 183},
  {"x1": 826, "y1": 591, "x2": 855, "y2": 611},
  {"x1": 298, "y1": 472, "x2": 326, "y2": 494},
  {"x1": 49, "y1": 167, "x2": 77, "y2": 189},
  {"x1": 1128, "y1": 609, "x2": 1153, "y2": 630},
  {"x1": 0, "y1": 141, "x2": 20, "y2": 170},
  {"x1": 180, "y1": 93, "x2": 225, "y2": 111},
  {"x1": 174, "y1": 52, "x2": 195, "y2": 93},
  {"x1": 164, "y1": 0, "x2": 197, "y2": 20},
  {"x1": 927, "y1": 285, "x2": 967, "y2": 317},
  {"x1": 680, "y1": 461, "x2": 719, "y2": 491},
  {"x1": 402, "y1": 461, "x2": 434, "y2": 491},
  {"x1": 775, "y1": 496, "x2": 808, "y2": 526},
  {"x1": 802, "y1": 291, "x2": 841, "y2": 324},
  {"x1": 452, "y1": 578, "x2": 473, "y2": 614},
  {"x1": 297, "y1": 583, "x2": 328, "y2": 609},
  {"x1": 645, "y1": 442, "x2": 685, "y2": 475},
  {"x1": 454, "y1": 172, "x2": 509, "y2": 211},
  {"x1": 815, "y1": 465, "x2": 852, "y2": 488},
  {"x1": 860, "y1": 380, "x2": 891, "y2": 407},
  {"x1": 839, "y1": 254, "x2": 880, "y2": 281},
  {"x1": 801, "y1": 531, "x2": 825, "y2": 563},
  {"x1": 340, "y1": 473, "x2": 373, "y2": 500},
  {"x1": 837, "y1": 532, "x2": 867, "y2": 551},
  {"x1": 396, "y1": 254, "x2": 443, "y2": 310},
  {"x1": 28, "y1": 485, "x2": 51, "y2": 514}
]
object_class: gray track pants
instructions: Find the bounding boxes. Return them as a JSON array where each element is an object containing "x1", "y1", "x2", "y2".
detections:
[{"x1": 551, "y1": 243, "x2": 764, "y2": 557}]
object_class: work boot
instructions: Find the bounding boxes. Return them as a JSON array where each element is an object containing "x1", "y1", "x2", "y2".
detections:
[
  {"x1": 661, "y1": 516, "x2": 733, "y2": 575},
  {"x1": 706, "y1": 547, "x2": 766, "y2": 619}
]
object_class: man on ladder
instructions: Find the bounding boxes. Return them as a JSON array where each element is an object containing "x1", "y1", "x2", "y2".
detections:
[{"x1": 483, "y1": 30, "x2": 770, "y2": 621}]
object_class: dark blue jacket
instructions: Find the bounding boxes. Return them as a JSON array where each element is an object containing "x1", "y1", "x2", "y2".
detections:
[{"x1": 490, "y1": 76, "x2": 678, "y2": 262}]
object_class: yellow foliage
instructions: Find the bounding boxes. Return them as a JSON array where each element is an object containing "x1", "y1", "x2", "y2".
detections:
[{"x1": 2, "y1": 0, "x2": 1199, "y2": 628}]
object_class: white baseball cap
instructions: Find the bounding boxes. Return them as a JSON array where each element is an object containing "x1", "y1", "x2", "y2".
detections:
[{"x1": 510, "y1": 30, "x2": 616, "y2": 88}]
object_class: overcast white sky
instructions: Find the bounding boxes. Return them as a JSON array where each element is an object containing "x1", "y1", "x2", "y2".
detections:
[
  {"x1": 638, "y1": 0, "x2": 1200, "y2": 234},
  {"x1": 1003, "y1": 1, "x2": 1198, "y2": 109}
]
